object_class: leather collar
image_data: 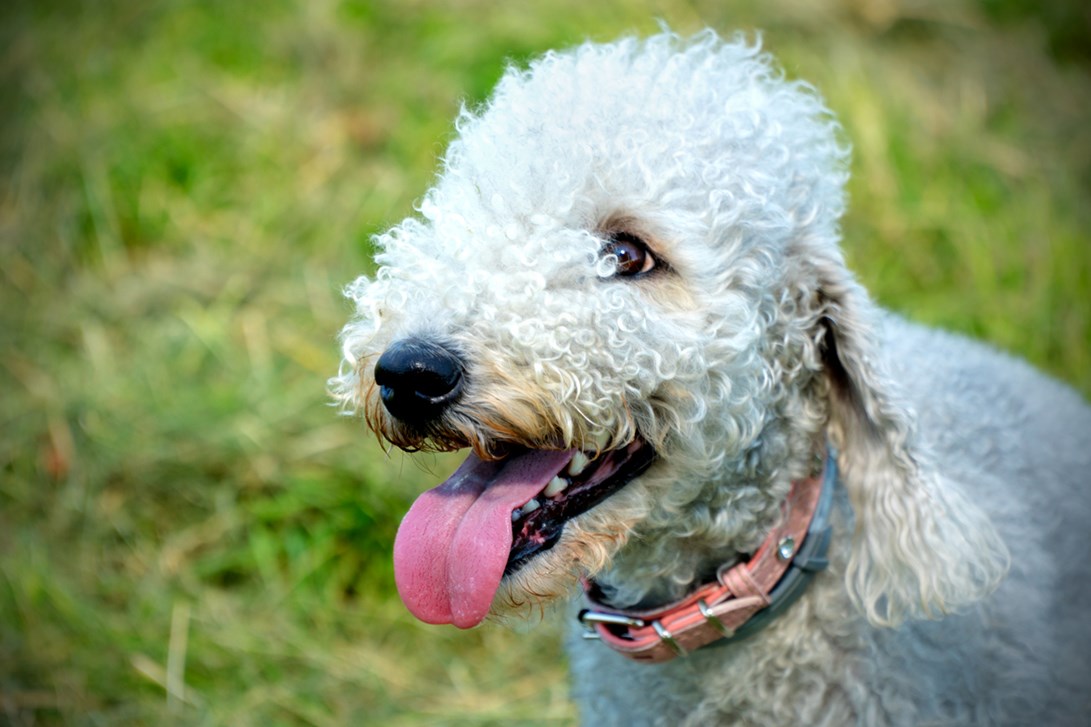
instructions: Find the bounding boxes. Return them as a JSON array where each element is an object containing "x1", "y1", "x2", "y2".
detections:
[{"x1": 579, "y1": 447, "x2": 838, "y2": 664}]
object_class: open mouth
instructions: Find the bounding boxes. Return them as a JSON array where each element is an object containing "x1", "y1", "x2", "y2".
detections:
[
  {"x1": 392, "y1": 438, "x2": 656, "y2": 629},
  {"x1": 505, "y1": 439, "x2": 656, "y2": 577}
]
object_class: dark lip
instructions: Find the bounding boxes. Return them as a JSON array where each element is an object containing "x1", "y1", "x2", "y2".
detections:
[{"x1": 503, "y1": 439, "x2": 657, "y2": 577}]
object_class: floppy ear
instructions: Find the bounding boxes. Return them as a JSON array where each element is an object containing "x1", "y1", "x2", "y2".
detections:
[{"x1": 816, "y1": 255, "x2": 1009, "y2": 627}]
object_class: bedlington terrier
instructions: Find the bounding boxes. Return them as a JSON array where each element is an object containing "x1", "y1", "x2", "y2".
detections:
[{"x1": 332, "y1": 30, "x2": 1091, "y2": 725}]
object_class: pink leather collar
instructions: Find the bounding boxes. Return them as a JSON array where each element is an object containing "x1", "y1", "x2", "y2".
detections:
[{"x1": 579, "y1": 449, "x2": 836, "y2": 664}]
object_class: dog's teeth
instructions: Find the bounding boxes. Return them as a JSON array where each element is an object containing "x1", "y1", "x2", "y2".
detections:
[
  {"x1": 566, "y1": 452, "x2": 590, "y2": 477},
  {"x1": 544, "y1": 476, "x2": 568, "y2": 498},
  {"x1": 512, "y1": 497, "x2": 542, "y2": 521}
]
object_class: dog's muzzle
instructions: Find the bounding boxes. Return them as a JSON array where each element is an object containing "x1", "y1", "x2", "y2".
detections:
[{"x1": 374, "y1": 337, "x2": 465, "y2": 424}]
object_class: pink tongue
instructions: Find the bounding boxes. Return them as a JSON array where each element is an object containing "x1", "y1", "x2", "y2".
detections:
[{"x1": 393, "y1": 448, "x2": 574, "y2": 628}]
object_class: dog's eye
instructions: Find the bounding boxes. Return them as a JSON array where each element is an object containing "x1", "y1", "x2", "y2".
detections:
[{"x1": 604, "y1": 232, "x2": 656, "y2": 277}]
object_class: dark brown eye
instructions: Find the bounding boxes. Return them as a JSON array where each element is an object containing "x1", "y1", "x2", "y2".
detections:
[{"x1": 604, "y1": 232, "x2": 656, "y2": 277}]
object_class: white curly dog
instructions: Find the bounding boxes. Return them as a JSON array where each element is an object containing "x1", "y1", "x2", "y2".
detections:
[{"x1": 333, "y1": 31, "x2": 1091, "y2": 725}]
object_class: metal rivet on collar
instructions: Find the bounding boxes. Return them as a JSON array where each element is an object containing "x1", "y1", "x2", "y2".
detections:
[{"x1": 777, "y1": 536, "x2": 796, "y2": 561}]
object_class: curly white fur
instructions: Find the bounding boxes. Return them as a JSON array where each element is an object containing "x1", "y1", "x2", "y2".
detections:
[{"x1": 333, "y1": 30, "x2": 1091, "y2": 725}]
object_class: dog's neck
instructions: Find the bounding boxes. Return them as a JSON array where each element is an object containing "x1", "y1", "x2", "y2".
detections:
[
  {"x1": 595, "y1": 439, "x2": 827, "y2": 610},
  {"x1": 577, "y1": 451, "x2": 836, "y2": 663}
]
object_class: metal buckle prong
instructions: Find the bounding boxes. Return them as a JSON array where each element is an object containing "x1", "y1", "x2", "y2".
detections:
[
  {"x1": 578, "y1": 609, "x2": 646, "y2": 628},
  {"x1": 578, "y1": 609, "x2": 647, "y2": 641}
]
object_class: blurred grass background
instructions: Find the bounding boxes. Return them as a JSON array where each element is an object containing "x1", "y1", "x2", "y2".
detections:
[{"x1": 1, "y1": 0, "x2": 1088, "y2": 724}]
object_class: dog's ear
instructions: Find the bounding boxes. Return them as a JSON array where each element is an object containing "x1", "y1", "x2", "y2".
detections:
[{"x1": 815, "y1": 255, "x2": 1009, "y2": 627}]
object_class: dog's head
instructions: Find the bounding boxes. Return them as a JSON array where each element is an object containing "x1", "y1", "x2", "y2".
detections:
[{"x1": 333, "y1": 31, "x2": 1006, "y2": 629}]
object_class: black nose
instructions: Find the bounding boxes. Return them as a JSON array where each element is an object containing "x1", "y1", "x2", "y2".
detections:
[{"x1": 374, "y1": 338, "x2": 465, "y2": 424}]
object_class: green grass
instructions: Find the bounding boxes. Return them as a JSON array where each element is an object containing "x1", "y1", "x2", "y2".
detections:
[{"x1": 1, "y1": 1, "x2": 1088, "y2": 724}]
